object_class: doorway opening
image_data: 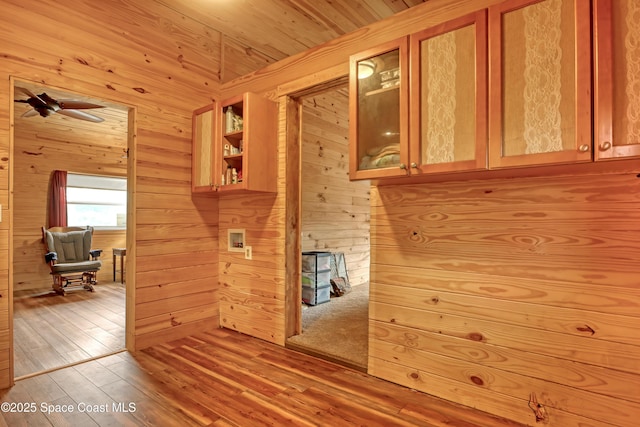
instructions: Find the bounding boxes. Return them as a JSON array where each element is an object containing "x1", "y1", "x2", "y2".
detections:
[
  {"x1": 284, "y1": 79, "x2": 371, "y2": 370},
  {"x1": 10, "y1": 80, "x2": 132, "y2": 380}
]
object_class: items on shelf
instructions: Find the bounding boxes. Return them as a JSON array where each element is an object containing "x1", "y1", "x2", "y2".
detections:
[
  {"x1": 225, "y1": 165, "x2": 232, "y2": 185},
  {"x1": 379, "y1": 67, "x2": 400, "y2": 89},
  {"x1": 359, "y1": 142, "x2": 401, "y2": 169},
  {"x1": 224, "y1": 143, "x2": 242, "y2": 156},
  {"x1": 224, "y1": 106, "x2": 243, "y2": 134}
]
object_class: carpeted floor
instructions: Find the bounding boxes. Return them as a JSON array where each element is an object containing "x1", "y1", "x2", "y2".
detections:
[{"x1": 286, "y1": 282, "x2": 369, "y2": 369}]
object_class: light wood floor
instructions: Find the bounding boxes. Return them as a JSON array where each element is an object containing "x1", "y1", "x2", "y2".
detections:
[
  {"x1": 13, "y1": 282, "x2": 126, "y2": 379},
  {"x1": 1, "y1": 327, "x2": 526, "y2": 426}
]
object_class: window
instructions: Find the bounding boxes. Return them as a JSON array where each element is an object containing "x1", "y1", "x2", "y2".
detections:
[{"x1": 67, "y1": 173, "x2": 127, "y2": 229}]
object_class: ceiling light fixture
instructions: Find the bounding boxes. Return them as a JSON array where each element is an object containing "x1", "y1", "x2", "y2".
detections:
[{"x1": 357, "y1": 59, "x2": 376, "y2": 79}]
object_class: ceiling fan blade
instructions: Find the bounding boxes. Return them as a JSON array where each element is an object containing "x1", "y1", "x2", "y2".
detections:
[
  {"x1": 57, "y1": 109, "x2": 104, "y2": 122},
  {"x1": 15, "y1": 86, "x2": 38, "y2": 99},
  {"x1": 21, "y1": 109, "x2": 40, "y2": 118},
  {"x1": 58, "y1": 100, "x2": 105, "y2": 110},
  {"x1": 15, "y1": 87, "x2": 49, "y2": 111}
]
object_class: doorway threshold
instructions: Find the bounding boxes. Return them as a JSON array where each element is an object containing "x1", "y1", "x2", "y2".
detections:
[
  {"x1": 285, "y1": 341, "x2": 366, "y2": 372},
  {"x1": 15, "y1": 348, "x2": 127, "y2": 382}
]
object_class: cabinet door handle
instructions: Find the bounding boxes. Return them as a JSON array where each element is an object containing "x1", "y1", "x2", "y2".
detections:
[
  {"x1": 399, "y1": 163, "x2": 407, "y2": 170},
  {"x1": 410, "y1": 162, "x2": 418, "y2": 168},
  {"x1": 599, "y1": 141, "x2": 612, "y2": 151},
  {"x1": 578, "y1": 144, "x2": 590, "y2": 153}
]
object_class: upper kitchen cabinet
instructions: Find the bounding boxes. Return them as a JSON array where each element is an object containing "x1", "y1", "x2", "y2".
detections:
[
  {"x1": 409, "y1": 10, "x2": 488, "y2": 175},
  {"x1": 488, "y1": 0, "x2": 592, "y2": 168},
  {"x1": 593, "y1": 0, "x2": 640, "y2": 160},
  {"x1": 217, "y1": 92, "x2": 277, "y2": 193},
  {"x1": 349, "y1": 38, "x2": 409, "y2": 180},
  {"x1": 191, "y1": 93, "x2": 277, "y2": 194},
  {"x1": 192, "y1": 103, "x2": 217, "y2": 193}
]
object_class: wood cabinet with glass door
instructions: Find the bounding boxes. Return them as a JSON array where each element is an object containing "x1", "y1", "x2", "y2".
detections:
[
  {"x1": 192, "y1": 103, "x2": 218, "y2": 193},
  {"x1": 409, "y1": 10, "x2": 488, "y2": 175},
  {"x1": 349, "y1": 37, "x2": 409, "y2": 180},
  {"x1": 217, "y1": 92, "x2": 277, "y2": 193},
  {"x1": 488, "y1": 0, "x2": 592, "y2": 168},
  {"x1": 593, "y1": 0, "x2": 640, "y2": 161}
]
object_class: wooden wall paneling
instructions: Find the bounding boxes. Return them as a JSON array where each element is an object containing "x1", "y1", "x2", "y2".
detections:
[
  {"x1": 218, "y1": 192, "x2": 286, "y2": 345},
  {"x1": 367, "y1": 354, "x2": 602, "y2": 427},
  {"x1": 371, "y1": 319, "x2": 638, "y2": 405},
  {"x1": 2, "y1": 0, "x2": 223, "y2": 388},
  {"x1": 368, "y1": 174, "x2": 640, "y2": 425},
  {"x1": 369, "y1": 336, "x2": 638, "y2": 426},
  {"x1": 370, "y1": 175, "x2": 640, "y2": 288},
  {"x1": 371, "y1": 280, "x2": 640, "y2": 347},
  {"x1": 370, "y1": 298, "x2": 638, "y2": 373},
  {"x1": 372, "y1": 263, "x2": 640, "y2": 319},
  {"x1": 134, "y1": 183, "x2": 220, "y2": 348},
  {"x1": 93, "y1": 232, "x2": 127, "y2": 281},
  {"x1": 221, "y1": 262, "x2": 285, "y2": 300}
]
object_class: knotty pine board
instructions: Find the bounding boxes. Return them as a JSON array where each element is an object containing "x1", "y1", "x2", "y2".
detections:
[
  {"x1": 135, "y1": 263, "x2": 218, "y2": 294},
  {"x1": 372, "y1": 276, "x2": 640, "y2": 346},
  {"x1": 369, "y1": 173, "x2": 640, "y2": 426},
  {"x1": 372, "y1": 320, "x2": 637, "y2": 404},
  {"x1": 135, "y1": 292, "x2": 218, "y2": 323},
  {"x1": 137, "y1": 277, "x2": 216, "y2": 306},
  {"x1": 372, "y1": 263, "x2": 640, "y2": 317},
  {"x1": 371, "y1": 336, "x2": 638, "y2": 426},
  {"x1": 368, "y1": 355, "x2": 603, "y2": 427},
  {"x1": 371, "y1": 300, "x2": 637, "y2": 373}
]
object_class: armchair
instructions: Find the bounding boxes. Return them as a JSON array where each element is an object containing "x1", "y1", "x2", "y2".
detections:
[{"x1": 42, "y1": 226, "x2": 103, "y2": 295}]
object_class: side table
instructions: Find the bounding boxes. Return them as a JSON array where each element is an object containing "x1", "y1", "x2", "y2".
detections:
[{"x1": 112, "y1": 248, "x2": 126, "y2": 284}]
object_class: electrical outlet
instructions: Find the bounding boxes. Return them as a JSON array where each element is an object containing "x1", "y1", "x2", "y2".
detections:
[{"x1": 244, "y1": 246, "x2": 252, "y2": 260}]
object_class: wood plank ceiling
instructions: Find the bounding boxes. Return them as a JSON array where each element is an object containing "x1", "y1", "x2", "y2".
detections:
[
  {"x1": 13, "y1": 1, "x2": 427, "y2": 134},
  {"x1": 153, "y1": 0, "x2": 428, "y2": 82}
]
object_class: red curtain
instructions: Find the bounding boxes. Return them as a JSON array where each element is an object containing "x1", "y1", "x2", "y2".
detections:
[{"x1": 48, "y1": 170, "x2": 67, "y2": 228}]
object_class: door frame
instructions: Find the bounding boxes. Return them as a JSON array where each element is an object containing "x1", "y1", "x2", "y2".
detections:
[
  {"x1": 283, "y1": 75, "x2": 351, "y2": 340},
  {"x1": 8, "y1": 77, "x2": 137, "y2": 384}
]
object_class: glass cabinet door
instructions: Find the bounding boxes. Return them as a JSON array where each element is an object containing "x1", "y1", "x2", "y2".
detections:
[
  {"x1": 410, "y1": 11, "x2": 487, "y2": 174},
  {"x1": 594, "y1": 0, "x2": 640, "y2": 160},
  {"x1": 349, "y1": 38, "x2": 409, "y2": 180},
  {"x1": 488, "y1": 0, "x2": 592, "y2": 168}
]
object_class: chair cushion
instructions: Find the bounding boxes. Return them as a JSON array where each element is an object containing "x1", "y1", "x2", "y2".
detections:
[
  {"x1": 45, "y1": 230, "x2": 92, "y2": 263},
  {"x1": 51, "y1": 260, "x2": 102, "y2": 274}
]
